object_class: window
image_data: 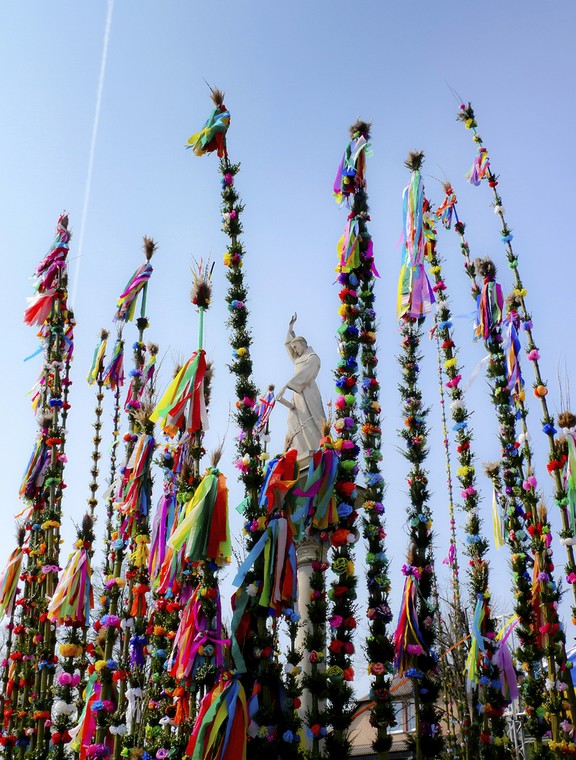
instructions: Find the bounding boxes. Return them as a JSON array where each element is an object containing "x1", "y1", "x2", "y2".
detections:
[
  {"x1": 390, "y1": 698, "x2": 416, "y2": 734},
  {"x1": 406, "y1": 700, "x2": 416, "y2": 732},
  {"x1": 390, "y1": 701, "x2": 404, "y2": 733}
]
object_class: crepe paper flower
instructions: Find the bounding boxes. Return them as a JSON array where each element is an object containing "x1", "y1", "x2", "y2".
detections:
[{"x1": 85, "y1": 745, "x2": 110, "y2": 759}]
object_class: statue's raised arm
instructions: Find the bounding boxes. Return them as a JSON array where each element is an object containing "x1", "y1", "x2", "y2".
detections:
[{"x1": 285, "y1": 312, "x2": 299, "y2": 362}]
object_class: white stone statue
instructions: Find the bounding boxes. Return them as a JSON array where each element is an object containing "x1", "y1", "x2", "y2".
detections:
[{"x1": 276, "y1": 313, "x2": 326, "y2": 461}]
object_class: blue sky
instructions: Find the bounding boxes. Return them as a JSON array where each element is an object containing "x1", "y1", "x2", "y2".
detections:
[{"x1": 1, "y1": 0, "x2": 575, "y2": 692}]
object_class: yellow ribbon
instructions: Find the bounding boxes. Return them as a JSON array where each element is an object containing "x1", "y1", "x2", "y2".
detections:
[{"x1": 131, "y1": 535, "x2": 150, "y2": 568}]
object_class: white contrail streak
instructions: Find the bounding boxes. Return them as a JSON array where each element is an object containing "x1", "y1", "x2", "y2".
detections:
[{"x1": 71, "y1": 0, "x2": 114, "y2": 305}]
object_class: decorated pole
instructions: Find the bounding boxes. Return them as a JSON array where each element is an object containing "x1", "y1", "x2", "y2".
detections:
[
  {"x1": 323, "y1": 119, "x2": 377, "y2": 759},
  {"x1": 441, "y1": 185, "x2": 576, "y2": 751},
  {"x1": 101, "y1": 328, "x2": 125, "y2": 579},
  {"x1": 113, "y1": 246, "x2": 158, "y2": 760},
  {"x1": 0, "y1": 213, "x2": 73, "y2": 756},
  {"x1": 46, "y1": 513, "x2": 95, "y2": 760},
  {"x1": 145, "y1": 259, "x2": 225, "y2": 756},
  {"x1": 87, "y1": 330, "x2": 109, "y2": 523},
  {"x1": 393, "y1": 152, "x2": 443, "y2": 760},
  {"x1": 19, "y1": 213, "x2": 75, "y2": 758},
  {"x1": 427, "y1": 194, "x2": 509, "y2": 754},
  {"x1": 188, "y1": 88, "x2": 290, "y2": 759},
  {"x1": 430, "y1": 340, "x2": 472, "y2": 760},
  {"x1": 290, "y1": 426, "x2": 340, "y2": 754},
  {"x1": 475, "y1": 257, "x2": 566, "y2": 752},
  {"x1": 457, "y1": 103, "x2": 576, "y2": 620},
  {"x1": 334, "y1": 120, "x2": 395, "y2": 757},
  {"x1": 48, "y1": 330, "x2": 108, "y2": 751},
  {"x1": 188, "y1": 90, "x2": 330, "y2": 760},
  {"x1": 87, "y1": 238, "x2": 156, "y2": 760}
]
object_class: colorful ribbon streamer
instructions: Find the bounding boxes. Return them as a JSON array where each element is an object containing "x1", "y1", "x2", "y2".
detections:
[
  {"x1": 393, "y1": 573, "x2": 429, "y2": 675},
  {"x1": 291, "y1": 446, "x2": 339, "y2": 540},
  {"x1": 0, "y1": 547, "x2": 23, "y2": 619},
  {"x1": 187, "y1": 674, "x2": 247, "y2": 760},
  {"x1": 475, "y1": 278, "x2": 503, "y2": 340},
  {"x1": 187, "y1": 102, "x2": 230, "y2": 158},
  {"x1": 333, "y1": 133, "x2": 370, "y2": 205},
  {"x1": 150, "y1": 350, "x2": 208, "y2": 437},
  {"x1": 397, "y1": 169, "x2": 435, "y2": 320},
  {"x1": 168, "y1": 468, "x2": 231, "y2": 567},
  {"x1": 47, "y1": 546, "x2": 93, "y2": 626},
  {"x1": 114, "y1": 261, "x2": 153, "y2": 323},
  {"x1": 102, "y1": 338, "x2": 124, "y2": 391}
]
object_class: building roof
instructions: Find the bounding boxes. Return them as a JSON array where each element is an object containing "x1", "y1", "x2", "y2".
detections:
[{"x1": 350, "y1": 676, "x2": 414, "y2": 758}]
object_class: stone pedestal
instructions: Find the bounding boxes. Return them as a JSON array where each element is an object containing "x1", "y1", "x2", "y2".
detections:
[{"x1": 296, "y1": 534, "x2": 326, "y2": 747}]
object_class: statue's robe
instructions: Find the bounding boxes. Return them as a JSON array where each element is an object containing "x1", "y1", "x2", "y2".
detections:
[{"x1": 284, "y1": 348, "x2": 325, "y2": 459}]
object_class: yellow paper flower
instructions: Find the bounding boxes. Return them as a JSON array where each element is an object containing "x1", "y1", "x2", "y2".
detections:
[
  {"x1": 59, "y1": 643, "x2": 83, "y2": 658},
  {"x1": 256, "y1": 516, "x2": 267, "y2": 531},
  {"x1": 332, "y1": 558, "x2": 348, "y2": 575}
]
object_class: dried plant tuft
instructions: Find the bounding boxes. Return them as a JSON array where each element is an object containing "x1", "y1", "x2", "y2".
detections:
[
  {"x1": 558, "y1": 411, "x2": 576, "y2": 430},
  {"x1": 404, "y1": 151, "x2": 425, "y2": 172},
  {"x1": 143, "y1": 236, "x2": 157, "y2": 262},
  {"x1": 349, "y1": 120, "x2": 371, "y2": 140},
  {"x1": 483, "y1": 461, "x2": 500, "y2": 479},
  {"x1": 474, "y1": 257, "x2": 497, "y2": 279}
]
